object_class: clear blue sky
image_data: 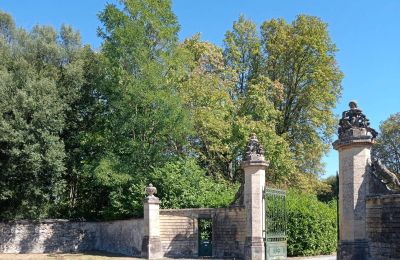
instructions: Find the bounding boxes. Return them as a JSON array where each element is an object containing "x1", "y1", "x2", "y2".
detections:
[{"x1": 2, "y1": 0, "x2": 399, "y2": 177}]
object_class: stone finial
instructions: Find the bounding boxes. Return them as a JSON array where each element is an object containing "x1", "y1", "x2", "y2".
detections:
[
  {"x1": 145, "y1": 183, "x2": 157, "y2": 197},
  {"x1": 245, "y1": 133, "x2": 265, "y2": 161},
  {"x1": 338, "y1": 100, "x2": 378, "y2": 139}
]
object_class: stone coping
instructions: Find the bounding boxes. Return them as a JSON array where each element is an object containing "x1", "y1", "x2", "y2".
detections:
[{"x1": 160, "y1": 207, "x2": 245, "y2": 213}]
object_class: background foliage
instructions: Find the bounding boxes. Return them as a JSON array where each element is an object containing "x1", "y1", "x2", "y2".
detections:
[
  {"x1": 1, "y1": 1, "x2": 342, "y2": 245},
  {"x1": 287, "y1": 189, "x2": 337, "y2": 256},
  {"x1": 372, "y1": 113, "x2": 400, "y2": 173}
]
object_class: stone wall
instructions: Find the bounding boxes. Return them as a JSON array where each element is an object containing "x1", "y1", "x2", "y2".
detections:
[
  {"x1": 0, "y1": 218, "x2": 143, "y2": 256},
  {"x1": 97, "y1": 219, "x2": 144, "y2": 256},
  {"x1": 0, "y1": 208, "x2": 246, "y2": 258},
  {"x1": 160, "y1": 207, "x2": 246, "y2": 258},
  {"x1": 366, "y1": 194, "x2": 400, "y2": 259}
]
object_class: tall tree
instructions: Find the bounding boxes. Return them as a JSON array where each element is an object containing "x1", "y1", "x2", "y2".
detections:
[
  {"x1": 177, "y1": 35, "x2": 236, "y2": 178},
  {"x1": 80, "y1": 0, "x2": 192, "y2": 218},
  {"x1": 179, "y1": 35, "x2": 294, "y2": 184},
  {"x1": 260, "y1": 15, "x2": 343, "y2": 176},
  {"x1": 372, "y1": 113, "x2": 400, "y2": 173},
  {"x1": 0, "y1": 11, "x2": 86, "y2": 219}
]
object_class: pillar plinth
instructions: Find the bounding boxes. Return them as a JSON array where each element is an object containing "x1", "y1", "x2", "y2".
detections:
[
  {"x1": 142, "y1": 184, "x2": 163, "y2": 259},
  {"x1": 242, "y1": 134, "x2": 268, "y2": 260},
  {"x1": 333, "y1": 101, "x2": 377, "y2": 260}
]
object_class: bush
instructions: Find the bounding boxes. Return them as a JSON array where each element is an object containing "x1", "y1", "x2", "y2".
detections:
[
  {"x1": 287, "y1": 189, "x2": 337, "y2": 256},
  {"x1": 149, "y1": 159, "x2": 239, "y2": 209}
]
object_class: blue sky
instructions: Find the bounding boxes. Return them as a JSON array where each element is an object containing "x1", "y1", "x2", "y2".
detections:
[{"x1": 2, "y1": 0, "x2": 399, "y2": 177}]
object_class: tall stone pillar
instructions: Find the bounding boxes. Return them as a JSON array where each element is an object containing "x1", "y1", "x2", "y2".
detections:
[
  {"x1": 142, "y1": 184, "x2": 163, "y2": 259},
  {"x1": 333, "y1": 101, "x2": 377, "y2": 260},
  {"x1": 242, "y1": 133, "x2": 268, "y2": 260}
]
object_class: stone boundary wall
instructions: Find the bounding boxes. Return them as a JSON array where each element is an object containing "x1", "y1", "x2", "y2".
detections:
[
  {"x1": 366, "y1": 194, "x2": 400, "y2": 259},
  {"x1": 160, "y1": 207, "x2": 246, "y2": 258},
  {"x1": 0, "y1": 207, "x2": 245, "y2": 258},
  {"x1": 0, "y1": 218, "x2": 143, "y2": 256}
]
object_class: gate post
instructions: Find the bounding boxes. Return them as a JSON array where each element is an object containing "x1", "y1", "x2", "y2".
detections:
[
  {"x1": 333, "y1": 101, "x2": 377, "y2": 260},
  {"x1": 242, "y1": 133, "x2": 268, "y2": 260},
  {"x1": 142, "y1": 184, "x2": 163, "y2": 259}
]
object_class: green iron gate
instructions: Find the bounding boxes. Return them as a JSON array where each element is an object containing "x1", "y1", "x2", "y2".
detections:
[{"x1": 264, "y1": 187, "x2": 287, "y2": 260}]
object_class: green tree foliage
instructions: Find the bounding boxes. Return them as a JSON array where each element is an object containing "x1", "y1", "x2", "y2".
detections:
[
  {"x1": 76, "y1": 0, "x2": 203, "y2": 219},
  {"x1": 287, "y1": 189, "x2": 337, "y2": 256},
  {"x1": 223, "y1": 15, "x2": 343, "y2": 190},
  {"x1": 96, "y1": 0, "x2": 190, "y2": 168},
  {"x1": 178, "y1": 35, "x2": 294, "y2": 184},
  {"x1": 372, "y1": 113, "x2": 400, "y2": 173},
  {"x1": 177, "y1": 35, "x2": 237, "y2": 179},
  {"x1": 317, "y1": 175, "x2": 339, "y2": 203},
  {"x1": 0, "y1": 2, "x2": 345, "y2": 223},
  {"x1": 224, "y1": 15, "x2": 261, "y2": 96},
  {"x1": 149, "y1": 159, "x2": 238, "y2": 209},
  {"x1": 0, "y1": 11, "x2": 85, "y2": 218},
  {"x1": 261, "y1": 16, "x2": 343, "y2": 176}
]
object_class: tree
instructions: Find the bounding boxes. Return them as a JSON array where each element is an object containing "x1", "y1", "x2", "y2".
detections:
[
  {"x1": 372, "y1": 113, "x2": 400, "y2": 173},
  {"x1": 77, "y1": 0, "x2": 193, "y2": 218},
  {"x1": 177, "y1": 35, "x2": 237, "y2": 178},
  {"x1": 178, "y1": 35, "x2": 295, "y2": 184},
  {"x1": 0, "y1": 11, "x2": 86, "y2": 219},
  {"x1": 224, "y1": 15, "x2": 343, "y2": 184},
  {"x1": 260, "y1": 15, "x2": 343, "y2": 176}
]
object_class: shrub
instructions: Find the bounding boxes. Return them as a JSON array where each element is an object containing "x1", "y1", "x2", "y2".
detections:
[
  {"x1": 149, "y1": 158, "x2": 239, "y2": 209},
  {"x1": 287, "y1": 189, "x2": 337, "y2": 256}
]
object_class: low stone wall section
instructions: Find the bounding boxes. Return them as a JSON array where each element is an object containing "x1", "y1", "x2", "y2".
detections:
[
  {"x1": 0, "y1": 207, "x2": 245, "y2": 258},
  {"x1": 0, "y1": 218, "x2": 143, "y2": 256},
  {"x1": 160, "y1": 207, "x2": 246, "y2": 258},
  {"x1": 366, "y1": 194, "x2": 400, "y2": 259}
]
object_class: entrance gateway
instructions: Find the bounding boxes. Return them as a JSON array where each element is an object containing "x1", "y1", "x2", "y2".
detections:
[
  {"x1": 198, "y1": 218, "x2": 213, "y2": 257},
  {"x1": 264, "y1": 187, "x2": 287, "y2": 260}
]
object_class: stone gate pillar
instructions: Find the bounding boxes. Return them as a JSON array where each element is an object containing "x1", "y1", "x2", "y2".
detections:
[
  {"x1": 242, "y1": 133, "x2": 268, "y2": 260},
  {"x1": 142, "y1": 184, "x2": 163, "y2": 259},
  {"x1": 333, "y1": 101, "x2": 377, "y2": 260}
]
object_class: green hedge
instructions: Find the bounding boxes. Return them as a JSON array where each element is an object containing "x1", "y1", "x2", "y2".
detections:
[{"x1": 287, "y1": 189, "x2": 337, "y2": 256}]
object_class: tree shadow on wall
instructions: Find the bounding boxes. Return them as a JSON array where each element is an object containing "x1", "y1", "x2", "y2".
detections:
[
  {"x1": 42, "y1": 221, "x2": 97, "y2": 253},
  {"x1": 6, "y1": 220, "x2": 98, "y2": 254},
  {"x1": 163, "y1": 233, "x2": 197, "y2": 258}
]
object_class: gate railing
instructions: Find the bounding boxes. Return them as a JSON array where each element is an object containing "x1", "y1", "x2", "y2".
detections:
[{"x1": 264, "y1": 187, "x2": 287, "y2": 259}]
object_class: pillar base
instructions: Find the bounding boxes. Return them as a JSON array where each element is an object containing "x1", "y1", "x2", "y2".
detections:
[
  {"x1": 338, "y1": 240, "x2": 370, "y2": 260},
  {"x1": 244, "y1": 236, "x2": 265, "y2": 260},
  {"x1": 141, "y1": 236, "x2": 163, "y2": 259}
]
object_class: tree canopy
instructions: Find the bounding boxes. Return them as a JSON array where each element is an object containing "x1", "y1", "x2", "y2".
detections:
[
  {"x1": 0, "y1": 11, "x2": 85, "y2": 218},
  {"x1": 372, "y1": 113, "x2": 400, "y2": 173},
  {"x1": 0, "y1": 1, "x2": 345, "y2": 219}
]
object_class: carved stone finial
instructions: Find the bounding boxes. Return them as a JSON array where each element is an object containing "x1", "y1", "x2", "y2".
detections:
[
  {"x1": 145, "y1": 183, "x2": 157, "y2": 197},
  {"x1": 337, "y1": 100, "x2": 378, "y2": 140},
  {"x1": 349, "y1": 100, "x2": 358, "y2": 109},
  {"x1": 245, "y1": 133, "x2": 264, "y2": 161}
]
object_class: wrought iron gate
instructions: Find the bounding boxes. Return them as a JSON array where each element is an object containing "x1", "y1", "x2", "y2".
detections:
[{"x1": 264, "y1": 187, "x2": 287, "y2": 259}]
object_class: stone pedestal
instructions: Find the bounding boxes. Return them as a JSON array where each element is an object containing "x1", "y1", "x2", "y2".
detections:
[
  {"x1": 333, "y1": 128, "x2": 374, "y2": 260},
  {"x1": 142, "y1": 184, "x2": 163, "y2": 259},
  {"x1": 242, "y1": 136, "x2": 268, "y2": 260}
]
